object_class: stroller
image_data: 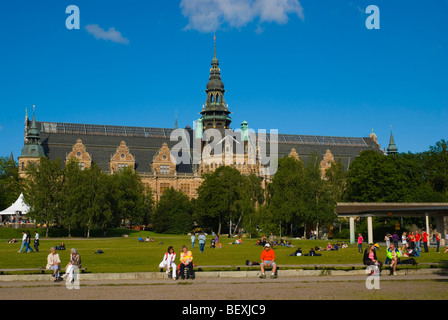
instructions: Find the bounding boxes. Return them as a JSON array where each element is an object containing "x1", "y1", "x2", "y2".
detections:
[{"x1": 210, "y1": 238, "x2": 216, "y2": 248}]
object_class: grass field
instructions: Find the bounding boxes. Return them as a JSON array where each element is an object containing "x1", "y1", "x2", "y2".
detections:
[{"x1": 1, "y1": 230, "x2": 446, "y2": 274}]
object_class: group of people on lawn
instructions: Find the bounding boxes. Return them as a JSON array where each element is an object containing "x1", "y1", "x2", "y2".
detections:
[{"x1": 23, "y1": 228, "x2": 445, "y2": 281}]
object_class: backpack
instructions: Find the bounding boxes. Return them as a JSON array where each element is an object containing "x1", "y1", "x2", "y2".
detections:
[{"x1": 401, "y1": 258, "x2": 417, "y2": 265}]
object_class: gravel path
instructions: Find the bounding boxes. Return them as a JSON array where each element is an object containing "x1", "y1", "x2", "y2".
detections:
[{"x1": 0, "y1": 274, "x2": 446, "y2": 300}]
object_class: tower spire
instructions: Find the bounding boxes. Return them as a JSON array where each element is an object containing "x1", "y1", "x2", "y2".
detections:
[
  {"x1": 387, "y1": 126, "x2": 398, "y2": 155},
  {"x1": 200, "y1": 35, "x2": 231, "y2": 132},
  {"x1": 214, "y1": 34, "x2": 216, "y2": 59},
  {"x1": 175, "y1": 110, "x2": 178, "y2": 129}
]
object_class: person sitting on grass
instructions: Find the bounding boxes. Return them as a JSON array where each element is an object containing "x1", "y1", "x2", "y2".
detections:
[
  {"x1": 307, "y1": 248, "x2": 321, "y2": 256},
  {"x1": 259, "y1": 243, "x2": 277, "y2": 279}
]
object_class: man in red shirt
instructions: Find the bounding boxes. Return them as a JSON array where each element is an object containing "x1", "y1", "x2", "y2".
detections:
[
  {"x1": 422, "y1": 231, "x2": 429, "y2": 252},
  {"x1": 260, "y1": 243, "x2": 277, "y2": 279}
]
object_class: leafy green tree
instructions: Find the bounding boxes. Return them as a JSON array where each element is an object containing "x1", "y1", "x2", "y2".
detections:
[
  {"x1": 195, "y1": 166, "x2": 261, "y2": 235},
  {"x1": 110, "y1": 167, "x2": 147, "y2": 227},
  {"x1": 60, "y1": 159, "x2": 86, "y2": 236},
  {"x1": 267, "y1": 154, "x2": 337, "y2": 237},
  {"x1": 22, "y1": 158, "x2": 64, "y2": 236},
  {"x1": 0, "y1": 156, "x2": 21, "y2": 211},
  {"x1": 303, "y1": 153, "x2": 337, "y2": 227},
  {"x1": 345, "y1": 149, "x2": 448, "y2": 203},
  {"x1": 325, "y1": 158, "x2": 347, "y2": 202},
  {"x1": 267, "y1": 156, "x2": 306, "y2": 236},
  {"x1": 423, "y1": 139, "x2": 448, "y2": 195},
  {"x1": 345, "y1": 150, "x2": 406, "y2": 202},
  {"x1": 152, "y1": 187, "x2": 193, "y2": 234},
  {"x1": 82, "y1": 164, "x2": 115, "y2": 237}
]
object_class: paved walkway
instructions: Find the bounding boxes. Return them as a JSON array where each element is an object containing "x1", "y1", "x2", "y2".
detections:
[
  {"x1": 0, "y1": 273, "x2": 447, "y2": 300},
  {"x1": 0, "y1": 266, "x2": 447, "y2": 301}
]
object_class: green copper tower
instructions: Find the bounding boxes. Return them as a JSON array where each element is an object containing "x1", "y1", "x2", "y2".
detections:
[
  {"x1": 20, "y1": 107, "x2": 45, "y2": 158},
  {"x1": 200, "y1": 35, "x2": 231, "y2": 133},
  {"x1": 386, "y1": 127, "x2": 398, "y2": 156}
]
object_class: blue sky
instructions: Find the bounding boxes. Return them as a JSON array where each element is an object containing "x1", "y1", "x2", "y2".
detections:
[{"x1": 0, "y1": 0, "x2": 447, "y2": 160}]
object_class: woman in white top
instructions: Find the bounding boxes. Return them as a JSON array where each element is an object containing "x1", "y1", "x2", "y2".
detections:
[
  {"x1": 401, "y1": 232, "x2": 408, "y2": 252},
  {"x1": 159, "y1": 246, "x2": 177, "y2": 280}
]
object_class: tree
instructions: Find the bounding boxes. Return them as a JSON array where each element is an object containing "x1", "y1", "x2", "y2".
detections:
[
  {"x1": 267, "y1": 154, "x2": 337, "y2": 237},
  {"x1": 423, "y1": 139, "x2": 448, "y2": 195},
  {"x1": 303, "y1": 153, "x2": 337, "y2": 228},
  {"x1": 325, "y1": 158, "x2": 347, "y2": 202},
  {"x1": 195, "y1": 166, "x2": 261, "y2": 235},
  {"x1": 267, "y1": 156, "x2": 306, "y2": 236},
  {"x1": 345, "y1": 149, "x2": 448, "y2": 203},
  {"x1": 0, "y1": 156, "x2": 21, "y2": 211},
  {"x1": 152, "y1": 187, "x2": 193, "y2": 234},
  {"x1": 82, "y1": 165, "x2": 115, "y2": 237},
  {"x1": 110, "y1": 167, "x2": 147, "y2": 227},
  {"x1": 60, "y1": 159, "x2": 86, "y2": 236},
  {"x1": 345, "y1": 150, "x2": 407, "y2": 202},
  {"x1": 22, "y1": 158, "x2": 64, "y2": 236}
]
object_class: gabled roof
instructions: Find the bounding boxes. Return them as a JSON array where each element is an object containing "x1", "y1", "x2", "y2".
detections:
[{"x1": 35, "y1": 121, "x2": 384, "y2": 173}]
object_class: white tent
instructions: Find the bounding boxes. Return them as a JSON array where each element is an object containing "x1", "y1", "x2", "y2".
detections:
[{"x1": 0, "y1": 193, "x2": 30, "y2": 216}]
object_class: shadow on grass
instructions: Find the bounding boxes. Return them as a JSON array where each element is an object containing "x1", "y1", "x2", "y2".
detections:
[{"x1": 0, "y1": 227, "x2": 142, "y2": 239}]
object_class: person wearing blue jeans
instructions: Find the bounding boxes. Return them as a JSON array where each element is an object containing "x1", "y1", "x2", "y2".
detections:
[
  {"x1": 46, "y1": 247, "x2": 61, "y2": 282},
  {"x1": 18, "y1": 231, "x2": 27, "y2": 253},
  {"x1": 198, "y1": 232, "x2": 206, "y2": 253},
  {"x1": 414, "y1": 245, "x2": 421, "y2": 257},
  {"x1": 18, "y1": 231, "x2": 33, "y2": 253},
  {"x1": 191, "y1": 234, "x2": 196, "y2": 248}
]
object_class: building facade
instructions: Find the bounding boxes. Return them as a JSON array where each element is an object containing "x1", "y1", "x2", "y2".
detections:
[{"x1": 18, "y1": 41, "x2": 387, "y2": 199}]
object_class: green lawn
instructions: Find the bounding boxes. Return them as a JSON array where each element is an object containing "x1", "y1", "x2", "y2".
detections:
[{"x1": 1, "y1": 231, "x2": 446, "y2": 274}]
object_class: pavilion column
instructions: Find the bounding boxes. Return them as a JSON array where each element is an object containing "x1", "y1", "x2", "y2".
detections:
[
  {"x1": 367, "y1": 216, "x2": 373, "y2": 244},
  {"x1": 436, "y1": 216, "x2": 447, "y2": 247},
  {"x1": 349, "y1": 217, "x2": 355, "y2": 244},
  {"x1": 425, "y1": 214, "x2": 430, "y2": 236}
]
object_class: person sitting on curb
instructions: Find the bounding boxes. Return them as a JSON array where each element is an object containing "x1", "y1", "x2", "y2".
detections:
[
  {"x1": 46, "y1": 247, "x2": 61, "y2": 282},
  {"x1": 386, "y1": 243, "x2": 402, "y2": 276},
  {"x1": 363, "y1": 243, "x2": 383, "y2": 274},
  {"x1": 259, "y1": 243, "x2": 277, "y2": 279},
  {"x1": 159, "y1": 246, "x2": 177, "y2": 280}
]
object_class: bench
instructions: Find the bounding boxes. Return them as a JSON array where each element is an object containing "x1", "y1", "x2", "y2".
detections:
[
  {"x1": 186, "y1": 262, "x2": 448, "y2": 273},
  {"x1": 193, "y1": 264, "x2": 366, "y2": 271},
  {"x1": 0, "y1": 267, "x2": 87, "y2": 275}
]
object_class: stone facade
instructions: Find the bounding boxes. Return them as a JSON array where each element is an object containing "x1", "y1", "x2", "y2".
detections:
[
  {"x1": 66, "y1": 139, "x2": 92, "y2": 170},
  {"x1": 110, "y1": 141, "x2": 135, "y2": 174},
  {"x1": 18, "y1": 40, "x2": 386, "y2": 200}
]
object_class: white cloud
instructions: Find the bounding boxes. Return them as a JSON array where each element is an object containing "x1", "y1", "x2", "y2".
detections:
[
  {"x1": 85, "y1": 24, "x2": 130, "y2": 45},
  {"x1": 180, "y1": 0, "x2": 304, "y2": 33}
]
